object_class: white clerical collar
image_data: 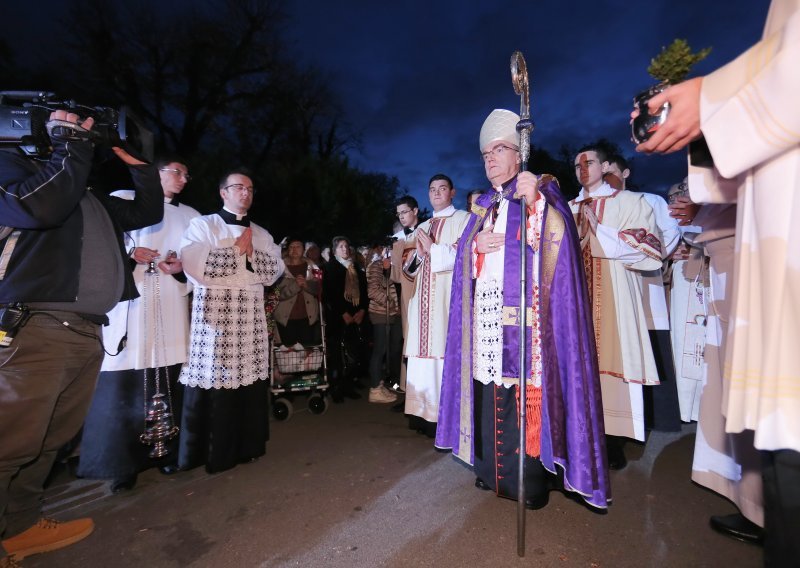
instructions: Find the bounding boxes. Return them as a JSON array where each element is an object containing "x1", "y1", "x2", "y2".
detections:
[
  {"x1": 432, "y1": 205, "x2": 456, "y2": 218},
  {"x1": 223, "y1": 206, "x2": 247, "y2": 221},
  {"x1": 576, "y1": 182, "x2": 614, "y2": 202}
]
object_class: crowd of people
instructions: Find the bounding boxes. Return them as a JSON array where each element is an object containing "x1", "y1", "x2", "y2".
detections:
[{"x1": 1, "y1": 3, "x2": 797, "y2": 565}]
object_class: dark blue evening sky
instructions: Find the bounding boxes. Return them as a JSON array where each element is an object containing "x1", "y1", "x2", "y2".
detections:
[
  {"x1": 282, "y1": 1, "x2": 768, "y2": 207},
  {"x1": 6, "y1": 1, "x2": 769, "y2": 208}
]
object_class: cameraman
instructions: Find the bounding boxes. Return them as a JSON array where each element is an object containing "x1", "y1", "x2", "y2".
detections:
[{"x1": 0, "y1": 109, "x2": 162, "y2": 564}]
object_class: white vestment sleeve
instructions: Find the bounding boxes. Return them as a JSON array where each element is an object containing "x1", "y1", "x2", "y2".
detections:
[
  {"x1": 700, "y1": 8, "x2": 800, "y2": 179},
  {"x1": 180, "y1": 217, "x2": 284, "y2": 288},
  {"x1": 647, "y1": 195, "x2": 680, "y2": 257},
  {"x1": 593, "y1": 222, "x2": 653, "y2": 265},
  {"x1": 429, "y1": 242, "x2": 456, "y2": 272}
]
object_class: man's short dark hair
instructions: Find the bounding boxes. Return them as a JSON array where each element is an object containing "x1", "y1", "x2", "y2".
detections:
[
  {"x1": 155, "y1": 154, "x2": 188, "y2": 170},
  {"x1": 607, "y1": 154, "x2": 629, "y2": 172},
  {"x1": 429, "y1": 173, "x2": 453, "y2": 189},
  {"x1": 576, "y1": 145, "x2": 608, "y2": 164},
  {"x1": 396, "y1": 195, "x2": 418, "y2": 210},
  {"x1": 218, "y1": 167, "x2": 254, "y2": 189},
  {"x1": 285, "y1": 236, "x2": 305, "y2": 248}
]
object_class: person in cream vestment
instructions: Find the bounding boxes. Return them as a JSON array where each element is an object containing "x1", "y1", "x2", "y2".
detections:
[{"x1": 637, "y1": 1, "x2": 800, "y2": 561}]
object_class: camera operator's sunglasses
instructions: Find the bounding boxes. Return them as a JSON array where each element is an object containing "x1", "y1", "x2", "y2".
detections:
[{"x1": 159, "y1": 168, "x2": 191, "y2": 181}]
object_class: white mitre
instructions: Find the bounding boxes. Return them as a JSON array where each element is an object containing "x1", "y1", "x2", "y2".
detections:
[{"x1": 479, "y1": 109, "x2": 520, "y2": 151}]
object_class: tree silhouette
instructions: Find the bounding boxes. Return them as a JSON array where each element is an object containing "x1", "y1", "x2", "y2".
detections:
[{"x1": 9, "y1": 0, "x2": 400, "y2": 244}]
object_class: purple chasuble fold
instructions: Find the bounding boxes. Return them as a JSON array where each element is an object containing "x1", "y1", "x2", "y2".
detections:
[{"x1": 435, "y1": 174, "x2": 611, "y2": 509}]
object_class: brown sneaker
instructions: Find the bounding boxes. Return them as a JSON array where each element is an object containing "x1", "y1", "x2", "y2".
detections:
[
  {"x1": 368, "y1": 386, "x2": 398, "y2": 403},
  {"x1": 1, "y1": 518, "x2": 94, "y2": 559}
]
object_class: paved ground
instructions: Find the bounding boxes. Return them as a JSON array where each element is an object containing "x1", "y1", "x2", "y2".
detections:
[{"x1": 26, "y1": 392, "x2": 762, "y2": 567}]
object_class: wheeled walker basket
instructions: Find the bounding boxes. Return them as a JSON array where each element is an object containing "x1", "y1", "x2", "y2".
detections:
[{"x1": 270, "y1": 344, "x2": 329, "y2": 421}]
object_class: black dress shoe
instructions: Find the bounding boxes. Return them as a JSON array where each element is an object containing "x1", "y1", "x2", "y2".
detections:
[
  {"x1": 608, "y1": 453, "x2": 628, "y2": 471},
  {"x1": 159, "y1": 465, "x2": 180, "y2": 475},
  {"x1": 605, "y1": 435, "x2": 628, "y2": 470},
  {"x1": 390, "y1": 401, "x2": 405, "y2": 413},
  {"x1": 110, "y1": 475, "x2": 137, "y2": 494},
  {"x1": 524, "y1": 491, "x2": 550, "y2": 511},
  {"x1": 474, "y1": 477, "x2": 492, "y2": 491},
  {"x1": 710, "y1": 513, "x2": 764, "y2": 544},
  {"x1": 607, "y1": 442, "x2": 628, "y2": 470}
]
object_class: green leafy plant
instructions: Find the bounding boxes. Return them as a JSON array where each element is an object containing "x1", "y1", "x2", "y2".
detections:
[{"x1": 647, "y1": 39, "x2": 712, "y2": 84}]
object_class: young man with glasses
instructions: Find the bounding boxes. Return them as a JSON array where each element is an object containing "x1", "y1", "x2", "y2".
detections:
[
  {"x1": 393, "y1": 197, "x2": 419, "y2": 239},
  {"x1": 77, "y1": 156, "x2": 200, "y2": 493},
  {"x1": 390, "y1": 195, "x2": 420, "y2": 396},
  {"x1": 176, "y1": 170, "x2": 284, "y2": 474}
]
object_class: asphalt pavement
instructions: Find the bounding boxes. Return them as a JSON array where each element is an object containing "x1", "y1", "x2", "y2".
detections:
[{"x1": 27, "y1": 391, "x2": 762, "y2": 567}]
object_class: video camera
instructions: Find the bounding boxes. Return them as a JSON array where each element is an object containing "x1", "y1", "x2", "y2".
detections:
[{"x1": 0, "y1": 91, "x2": 154, "y2": 163}]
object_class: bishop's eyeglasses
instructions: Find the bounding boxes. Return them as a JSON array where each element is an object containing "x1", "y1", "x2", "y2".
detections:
[{"x1": 481, "y1": 144, "x2": 518, "y2": 163}]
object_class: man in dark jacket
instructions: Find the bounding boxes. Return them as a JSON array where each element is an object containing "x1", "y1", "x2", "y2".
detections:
[{"x1": 0, "y1": 109, "x2": 162, "y2": 564}]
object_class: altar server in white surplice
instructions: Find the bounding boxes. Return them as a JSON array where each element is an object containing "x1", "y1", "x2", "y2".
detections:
[
  {"x1": 606, "y1": 154, "x2": 683, "y2": 432},
  {"x1": 178, "y1": 170, "x2": 284, "y2": 474},
  {"x1": 403, "y1": 174, "x2": 470, "y2": 437},
  {"x1": 78, "y1": 158, "x2": 200, "y2": 492},
  {"x1": 569, "y1": 144, "x2": 663, "y2": 470}
]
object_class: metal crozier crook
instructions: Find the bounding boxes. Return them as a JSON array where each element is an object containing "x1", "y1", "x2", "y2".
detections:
[
  {"x1": 510, "y1": 49, "x2": 533, "y2": 559},
  {"x1": 511, "y1": 51, "x2": 534, "y2": 169}
]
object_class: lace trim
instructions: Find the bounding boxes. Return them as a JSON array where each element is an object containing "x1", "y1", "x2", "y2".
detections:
[
  {"x1": 252, "y1": 250, "x2": 281, "y2": 280},
  {"x1": 180, "y1": 287, "x2": 267, "y2": 389},
  {"x1": 473, "y1": 278, "x2": 504, "y2": 386},
  {"x1": 204, "y1": 247, "x2": 238, "y2": 279}
]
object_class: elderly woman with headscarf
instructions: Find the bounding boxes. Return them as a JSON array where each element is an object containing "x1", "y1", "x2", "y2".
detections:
[{"x1": 323, "y1": 236, "x2": 368, "y2": 402}]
